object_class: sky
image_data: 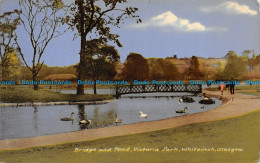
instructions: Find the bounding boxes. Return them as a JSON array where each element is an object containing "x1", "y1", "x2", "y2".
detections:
[{"x1": 0, "y1": 0, "x2": 260, "y2": 66}]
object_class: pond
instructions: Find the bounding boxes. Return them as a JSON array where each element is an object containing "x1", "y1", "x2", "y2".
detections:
[{"x1": 0, "y1": 92, "x2": 221, "y2": 140}]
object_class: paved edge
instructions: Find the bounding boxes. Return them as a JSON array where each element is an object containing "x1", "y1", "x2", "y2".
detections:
[{"x1": 0, "y1": 91, "x2": 259, "y2": 150}]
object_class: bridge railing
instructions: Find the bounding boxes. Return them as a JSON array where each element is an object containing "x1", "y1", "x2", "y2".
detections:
[{"x1": 116, "y1": 84, "x2": 202, "y2": 96}]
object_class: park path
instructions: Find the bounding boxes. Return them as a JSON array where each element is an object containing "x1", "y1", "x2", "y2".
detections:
[{"x1": 0, "y1": 91, "x2": 259, "y2": 150}]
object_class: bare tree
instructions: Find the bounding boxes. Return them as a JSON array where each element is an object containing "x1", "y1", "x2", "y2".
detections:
[{"x1": 15, "y1": 0, "x2": 68, "y2": 90}]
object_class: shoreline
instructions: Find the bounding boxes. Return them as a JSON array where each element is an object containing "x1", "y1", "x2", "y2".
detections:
[
  {"x1": 0, "y1": 91, "x2": 259, "y2": 150},
  {"x1": 0, "y1": 99, "x2": 115, "y2": 107}
]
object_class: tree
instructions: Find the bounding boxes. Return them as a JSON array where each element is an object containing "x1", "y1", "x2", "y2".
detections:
[
  {"x1": 68, "y1": 0, "x2": 141, "y2": 95},
  {"x1": 149, "y1": 58, "x2": 179, "y2": 80},
  {"x1": 0, "y1": 48, "x2": 22, "y2": 81},
  {"x1": 247, "y1": 52, "x2": 260, "y2": 72},
  {"x1": 221, "y1": 51, "x2": 248, "y2": 80},
  {"x1": 15, "y1": 0, "x2": 67, "y2": 90},
  {"x1": 84, "y1": 39, "x2": 120, "y2": 94},
  {"x1": 0, "y1": 10, "x2": 21, "y2": 80},
  {"x1": 184, "y1": 56, "x2": 204, "y2": 80},
  {"x1": 123, "y1": 53, "x2": 150, "y2": 81}
]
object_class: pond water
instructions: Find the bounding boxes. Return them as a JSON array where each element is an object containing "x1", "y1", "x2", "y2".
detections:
[{"x1": 0, "y1": 93, "x2": 221, "y2": 140}]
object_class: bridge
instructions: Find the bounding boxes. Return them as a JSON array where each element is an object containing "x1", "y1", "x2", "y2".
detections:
[{"x1": 115, "y1": 84, "x2": 202, "y2": 98}]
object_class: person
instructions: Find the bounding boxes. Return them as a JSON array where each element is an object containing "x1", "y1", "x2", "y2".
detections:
[
  {"x1": 230, "y1": 78, "x2": 235, "y2": 94},
  {"x1": 220, "y1": 83, "x2": 225, "y2": 95}
]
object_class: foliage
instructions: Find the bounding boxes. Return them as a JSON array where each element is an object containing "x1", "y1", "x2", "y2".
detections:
[
  {"x1": 82, "y1": 39, "x2": 120, "y2": 94},
  {"x1": 0, "y1": 9, "x2": 21, "y2": 80},
  {"x1": 84, "y1": 39, "x2": 120, "y2": 79},
  {"x1": 247, "y1": 53, "x2": 260, "y2": 72},
  {"x1": 67, "y1": 0, "x2": 141, "y2": 94},
  {"x1": 149, "y1": 58, "x2": 180, "y2": 80},
  {"x1": 184, "y1": 56, "x2": 204, "y2": 80},
  {"x1": 220, "y1": 51, "x2": 248, "y2": 80},
  {"x1": 0, "y1": 49, "x2": 22, "y2": 80},
  {"x1": 123, "y1": 52, "x2": 150, "y2": 81}
]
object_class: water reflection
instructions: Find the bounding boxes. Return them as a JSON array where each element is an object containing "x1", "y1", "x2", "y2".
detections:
[
  {"x1": 91, "y1": 107, "x2": 116, "y2": 128},
  {"x1": 33, "y1": 106, "x2": 38, "y2": 133},
  {"x1": 77, "y1": 105, "x2": 117, "y2": 129}
]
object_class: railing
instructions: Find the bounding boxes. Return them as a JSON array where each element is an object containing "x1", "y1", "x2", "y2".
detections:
[{"x1": 115, "y1": 84, "x2": 202, "y2": 97}]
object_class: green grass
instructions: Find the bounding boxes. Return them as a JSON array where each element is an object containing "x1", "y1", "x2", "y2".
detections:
[
  {"x1": 0, "y1": 87, "x2": 114, "y2": 103},
  {"x1": 1, "y1": 111, "x2": 259, "y2": 163}
]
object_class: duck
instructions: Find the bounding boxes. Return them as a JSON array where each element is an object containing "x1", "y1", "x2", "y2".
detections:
[
  {"x1": 139, "y1": 111, "x2": 148, "y2": 118},
  {"x1": 61, "y1": 112, "x2": 74, "y2": 121},
  {"x1": 79, "y1": 119, "x2": 92, "y2": 125},
  {"x1": 176, "y1": 107, "x2": 188, "y2": 113}
]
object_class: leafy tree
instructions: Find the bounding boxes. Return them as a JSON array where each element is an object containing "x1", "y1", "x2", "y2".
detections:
[
  {"x1": 123, "y1": 53, "x2": 150, "y2": 81},
  {"x1": 184, "y1": 56, "x2": 204, "y2": 80},
  {"x1": 247, "y1": 52, "x2": 260, "y2": 72},
  {"x1": 221, "y1": 51, "x2": 248, "y2": 80},
  {"x1": 0, "y1": 10, "x2": 21, "y2": 80},
  {"x1": 15, "y1": 0, "x2": 68, "y2": 90},
  {"x1": 84, "y1": 39, "x2": 120, "y2": 94},
  {"x1": 68, "y1": 0, "x2": 141, "y2": 94},
  {"x1": 149, "y1": 58, "x2": 179, "y2": 80},
  {"x1": 0, "y1": 48, "x2": 21, "y2": 81}
]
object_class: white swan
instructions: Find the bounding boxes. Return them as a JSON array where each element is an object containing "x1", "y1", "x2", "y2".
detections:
[
  {"x1": 176, "y1": 107, "x2": 188, "y2": 113},
  {"x1": 61, "y1": 112, "x2": 74, "y2": 121},
  {"x1": 139, "y1": 111, "x2": 148, "y2": 118}
]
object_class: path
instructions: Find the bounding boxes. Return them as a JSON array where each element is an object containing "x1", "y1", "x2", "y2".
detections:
[{"x1": 0, "y1": 91, "x2": 259, "y2": 150}]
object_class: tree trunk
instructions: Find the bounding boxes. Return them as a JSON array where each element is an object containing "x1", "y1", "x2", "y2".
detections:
[
  {"x1": 77, "y1": 58, "x2": 85, "y2": 95},
  {"x1": 32, "y1": 70, "x2": 38, "y2": 90},
  {"x1": 94, "y1": 79, "x2": 97, "y2": 94},
  {"x1": 76, "y1": 0, "x2": 86, "y2": 95}
]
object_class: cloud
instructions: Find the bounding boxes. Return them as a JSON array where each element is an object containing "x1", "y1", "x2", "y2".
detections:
[
  {"x1": 129, "y1": 11, "x2": 207, "y2": 32},
  {"x1": 200, "y1": 1, "x2": 257, "y2": 16}
]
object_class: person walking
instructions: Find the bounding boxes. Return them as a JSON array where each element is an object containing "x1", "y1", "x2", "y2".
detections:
[{"x1": 230, "y1": 78, "x2": 235, "y2": 94}]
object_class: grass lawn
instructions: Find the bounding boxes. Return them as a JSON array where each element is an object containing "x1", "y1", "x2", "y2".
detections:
[
  {"x1": 0, "y1": 111, "x2": 259, "y2": 163},
  {"x1": 0, "y1": 87, "x2": 114, "y2": 103}
]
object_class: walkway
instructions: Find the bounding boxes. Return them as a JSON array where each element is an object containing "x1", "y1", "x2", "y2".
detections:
[{"x1": 0, "y1": 91, "x2": 259, "y2": 150}]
